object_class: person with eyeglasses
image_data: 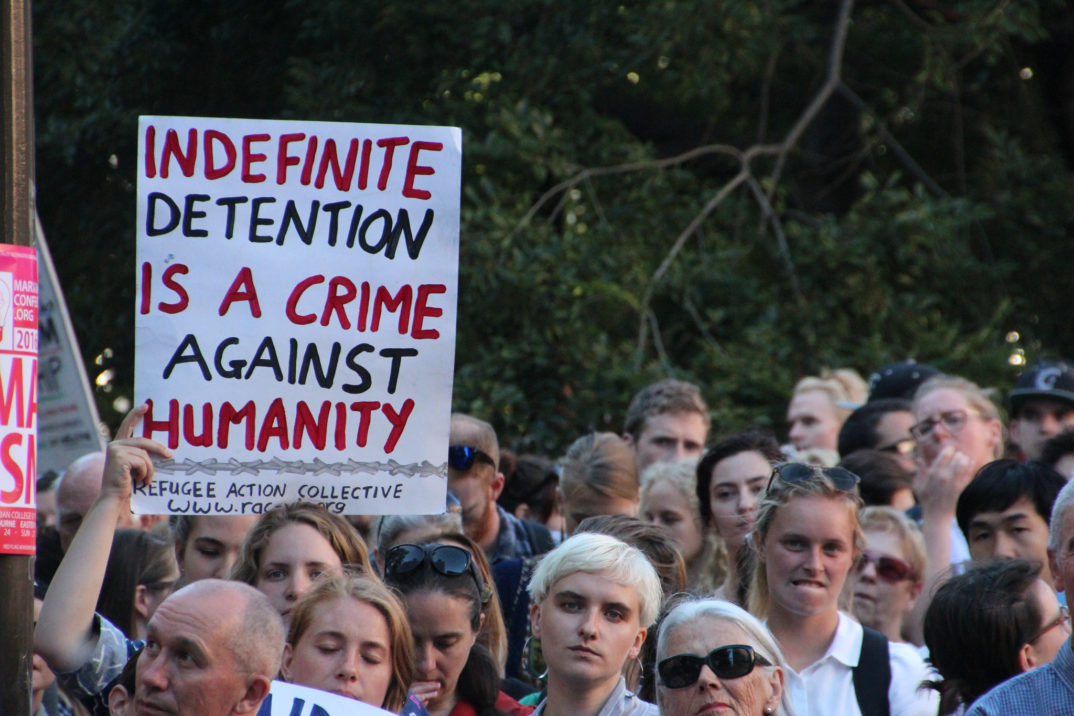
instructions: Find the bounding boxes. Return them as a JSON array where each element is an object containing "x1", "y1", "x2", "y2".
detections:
[
  {"x1": 747, "y1": 462, "x2": 937, "y2": 716},
  {"x1": 850, "y1": 507, "x2": 927, "y2": 644},
  {"x1": 448, "y1": 414, "x2": 555, "y2": 563},
  {"x1": 655, "y1": 599, "x2": 792, "y2": 716},
  {"x1": 384, "y1": 541, "x2": 533, "y2": 716},
  {"x1": 837, "y1": 399, "x2": 918, "y2": 474},
  {"x1": 527, "y1": 532, "x2": 663, "y2": 716},
  {"x1": 906, "y1": 374, "x2": 1005, "y2": 644},
  {"x1": 924, "y1": 559, "x2": 1069, "y2": 715}
]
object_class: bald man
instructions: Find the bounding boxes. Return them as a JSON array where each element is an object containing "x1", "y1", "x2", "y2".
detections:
[{"x1": 56, "y1": 452, "x2": 114, "y2": 551}]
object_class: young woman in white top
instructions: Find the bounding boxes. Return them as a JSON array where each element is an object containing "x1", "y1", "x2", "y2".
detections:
[{"x1": 748, "y1": 462, "x2": 937, "y2": 716}]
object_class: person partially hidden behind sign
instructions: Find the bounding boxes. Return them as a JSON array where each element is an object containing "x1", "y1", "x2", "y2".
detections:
[{"x1": 35, "y1": 405, "x2": 283, "y2": 715}]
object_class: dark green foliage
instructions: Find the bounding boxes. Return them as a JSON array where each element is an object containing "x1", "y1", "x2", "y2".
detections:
[{"x1": 33, "y1": 0, "x2": 1074, "y2": 453}]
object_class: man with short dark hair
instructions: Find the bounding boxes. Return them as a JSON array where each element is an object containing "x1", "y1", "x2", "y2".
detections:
[
  {"x1": 622, "y1": 379, "x2": 710, "y2": 471},
  {"x1": 449, "y1": 413, "x2": 552, "y2": 561},
  {"x1": 965, "y1": 478, "x2": 1074, "y2": 714},
  {"x1": 837, "y1": 398, "x2": 916, "y2": 471},
  {"x1": 956, "y1": 459, "x2": 1065, "y2": 587},
  {"x1": 1009, "y1": 360, "x2": 1074, "y2": 461}
]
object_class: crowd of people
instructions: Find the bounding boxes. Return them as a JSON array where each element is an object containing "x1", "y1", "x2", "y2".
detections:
[{"x1": 27, "y1": 358, "x2": 1074, "y2": 715}]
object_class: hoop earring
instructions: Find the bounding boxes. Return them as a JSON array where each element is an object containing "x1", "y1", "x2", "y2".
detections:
[{"x1": 521, "y1": 635, "x2": 548, "y2": 681}]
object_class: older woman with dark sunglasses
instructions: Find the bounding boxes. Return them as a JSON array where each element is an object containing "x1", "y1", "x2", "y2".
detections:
[{"x1": 655, "y1": 599, "x2": 793, "y2": 716}]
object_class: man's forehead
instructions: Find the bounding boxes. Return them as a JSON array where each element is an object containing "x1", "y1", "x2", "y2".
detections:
[
  {"x1": 970, "y1": 496, "x2": 1046, "y2": 524},
  {"x1": 151, "y1": 586, "x2": 241, "y2": 637}
]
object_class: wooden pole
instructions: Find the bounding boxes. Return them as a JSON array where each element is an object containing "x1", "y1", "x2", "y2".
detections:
[{"x1": 1, "y1": 0, "x2": 35, "y2": 712}]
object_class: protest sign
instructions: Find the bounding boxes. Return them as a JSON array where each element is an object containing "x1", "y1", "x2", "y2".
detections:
[
  {"x1": 35, "y1": 216, "x2": 106, "y2": 474},
  {"x1": 0, "y1": 244, "x2": 38, "y2": 554},
  {"x1": 258, "y1": 681, "x2": 393, "y2": 716},
  {"x1": 133, "y1": 116, "x2": 460, "y2": 516}
]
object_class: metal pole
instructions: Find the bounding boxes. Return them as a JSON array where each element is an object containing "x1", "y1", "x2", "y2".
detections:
[{"x1": 1, "y1": 0, "x2": 35, "y2": 713}]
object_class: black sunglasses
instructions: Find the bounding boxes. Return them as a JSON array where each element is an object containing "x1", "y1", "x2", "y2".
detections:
[
  {"x1": 767, "y1": 462, "x2": 859, "y2": 492},
  {"x1": 383, "y1": 543, "x2": 489, "y2": 602},
  {"x1": 658, "y1": 644, "x2": 772, "y2": 688},
  {"x1": 448, "y1": 445, "x2": 497, "y2": 472}
]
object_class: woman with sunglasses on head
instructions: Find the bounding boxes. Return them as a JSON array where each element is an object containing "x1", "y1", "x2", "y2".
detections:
[
  {"x1": 527, "y1": 532, "x2": 663, "y2": 716},
  {"x1": 748, "y1": 462, "x2": 937, "y2": 716},
  {"x1": 655, "y1": 598, "x2": 792, "y2": 716},
  {"x1": 924, "y1": 559, "x2": 1069, "y2": 714},
  {"x1": 850, "y1": 507, "x2": 927, "y2": 644},
  {"x1": 280, "y1": 571, "x2": 429, "y2": 715},
  {"x1": 384, "y1": 542, "x2": 532, "y2": 716},
  {"x1": 230, "y1": 501, "x2": 372, "y2": 623},
  {"x1": 908, "y1": 374, "x2": 1004, "y2": 643}
]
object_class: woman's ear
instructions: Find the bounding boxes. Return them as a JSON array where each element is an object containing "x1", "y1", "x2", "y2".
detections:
[
  {"x1": 280, "y1": 643, "x2": 295, "y2": 680},
  {"x1": 529, "y1": 602, "x2": 543, "y2": 639},
  {"x1": 628, "y1": 627, "x2": 647, "y2": 660},
  {"x1": 133, "y1": 584, "x2": 151, "y2": 621},
  {"x1": 764, "y1": 665, "x2": 786, "y2": 713}
]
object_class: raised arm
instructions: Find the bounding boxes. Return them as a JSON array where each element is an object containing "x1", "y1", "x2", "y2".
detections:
[{"x1": 34, "y1": 405, "x2": 171, "y2": 671}]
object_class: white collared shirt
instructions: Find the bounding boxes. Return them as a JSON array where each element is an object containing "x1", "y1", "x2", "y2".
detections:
[{"x1": 779, "y1": 612, "x2": 938, "y2": 716}]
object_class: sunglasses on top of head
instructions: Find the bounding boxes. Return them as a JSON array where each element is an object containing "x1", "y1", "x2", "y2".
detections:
[
  {"x1": 383, "y1": 542, "x2": 490, "y2": 603},
  {"x1": 448, "y1": 445, "x2": 497, "y2": 472},
  {"x1": 767, "y1": 462, "x2": 860, "y2": 493},
  {"x1": 657, "y1": 644, "x2": 772, "y2": 689}
]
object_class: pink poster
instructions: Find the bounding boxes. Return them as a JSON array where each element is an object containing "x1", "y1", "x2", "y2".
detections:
[{"x1": 0, "y1": 244, "x2": 38, "y2": 554}]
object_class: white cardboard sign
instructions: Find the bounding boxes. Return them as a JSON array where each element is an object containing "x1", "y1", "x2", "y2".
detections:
[{"x1": 133, "y1": 116, "x2": 460, "y2": 515}]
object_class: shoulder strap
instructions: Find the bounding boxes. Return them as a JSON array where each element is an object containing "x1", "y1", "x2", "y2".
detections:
[
  {"x1": 521, "y1": 518, "x2": 554, "y2": 555},
  {"x1": 853, "y1": 626, "x2": 892, "y2": 716}
]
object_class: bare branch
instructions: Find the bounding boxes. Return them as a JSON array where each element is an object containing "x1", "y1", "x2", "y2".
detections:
[
  {"x1": 765, "y1": 0, "x2": 856, "y2": 199},
  {"x1": 745, "y1": 175, "x2": 802, "y2": 300},
  {"x1": 636, "y1": 170, "x2": 750, "y2": 356}
]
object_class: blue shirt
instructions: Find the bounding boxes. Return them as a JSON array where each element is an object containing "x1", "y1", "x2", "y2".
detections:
[{"x1": 966, "y1": 636, "x2": 1074, "y2": 715}]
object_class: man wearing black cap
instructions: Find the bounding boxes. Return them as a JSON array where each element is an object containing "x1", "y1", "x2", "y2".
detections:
[{"x1": 1009, "y1": 360, "x2": 1074, "y2": 461}]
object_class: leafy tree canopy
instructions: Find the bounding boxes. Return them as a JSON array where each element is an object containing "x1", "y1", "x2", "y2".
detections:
[{"x1": 33, "y1": 0, "x2": 1074, "y2": 453}]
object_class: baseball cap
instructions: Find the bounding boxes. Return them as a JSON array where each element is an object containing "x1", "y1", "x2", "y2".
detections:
[
  {"x1": 1009, "y1": 360, "x2": 1074, "y2": 414},
  {"x1": 867, "y1": 361, "x2": 940, "y2": 401}
]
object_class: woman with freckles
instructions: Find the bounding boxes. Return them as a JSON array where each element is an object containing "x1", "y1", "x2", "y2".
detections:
[
  {"x1": 527, "y1": 532, "x2": 664, "y2": 716},
  {"x1": 747, "y1": 463, "x2": 936, "y2": 716}
]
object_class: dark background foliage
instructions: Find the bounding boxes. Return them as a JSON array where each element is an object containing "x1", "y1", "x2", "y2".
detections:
[{"x1": 32, "y1": 0, "x2": 1074, "y2": 455}]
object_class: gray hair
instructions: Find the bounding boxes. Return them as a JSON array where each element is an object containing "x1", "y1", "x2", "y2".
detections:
[
  {"x1": 1049, "y1": 479, "x2": 1074, "y2": 553},
  {"x1": 656, "y1": 599, "x2": 795, "y2": 716}
]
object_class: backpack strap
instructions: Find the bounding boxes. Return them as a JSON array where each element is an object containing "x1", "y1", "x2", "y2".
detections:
[{"x1": 853, "y1": 626, "x2": 891, "y2": 716}]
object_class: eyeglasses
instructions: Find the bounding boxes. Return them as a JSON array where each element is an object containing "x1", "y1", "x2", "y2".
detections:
[
  {"x1": 448, "y1": 445, "x2": 497, "y2": 472},
  {"x1": 657, "y1": 645, "x2": 772, "y2": 688},
  {"x1": 767, "y1": 462, "x2": 860, "y2": 493},
  {"x1": 1029, "y1": 605, "x2": 1071, "y2": 644},
  {"x1": 856, "y1": 551, "x2": 915, "y2": 583},
  {"x1": 909, "y1": 409, "x2": 981, "y2": 441},
  {"x1": 878, "y1": 437, "x2": 917, "y2": 457},
  {"x1": 383, "y1": 543, "x2": 489, "y2": 602}
]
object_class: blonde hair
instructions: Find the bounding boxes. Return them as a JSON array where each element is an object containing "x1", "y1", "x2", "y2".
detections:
[
  {"x1": 561, "y1": 432, "x2": 639, "y2": 502},
  {"x1": 860, "y1": 506, "x2": 927, "y2": 583},
  {"x1": 286, "y1": 573, "x2": 413, "y2": 713},
  {"x1": 529, "y1": 532, "x2": 663, "y2": 627},
  {"x1": 231, "y1": 502, "x2": 371, "y2": 585},
  {"x1": 747, "y1": 467, "x2": 864, "y2": 618},
  {"x1": 793, "y1": 368, "x2": 868, "y2": 416},
  {"x1": 640, "y1": 459, "x2": 727, "y2": 593},
  {"x1": 912, "y1": 374, "x2": 1004, "y2": 459}
]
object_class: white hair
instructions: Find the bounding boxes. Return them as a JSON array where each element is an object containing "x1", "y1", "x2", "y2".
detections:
[
  {"x1": 528, "y1": 532, "x2": 663, "y2": 627},
  {"x1": 1050, "y1": 479, "x2": 1074, "y2": 553},
  {"x1": 656, "y1": 598, "x2": 795, "y2": 716}
]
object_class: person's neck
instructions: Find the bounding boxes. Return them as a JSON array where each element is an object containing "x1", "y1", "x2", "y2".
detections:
[
  {"x1": 427, "y1": 691, "x2": 460, "y2": 716},
  {"x1": 474, "y1": 505, "x2": 501, "y2": 554},
  {"x1": 878, "y1": 616, "x2": 905, "y2": 644},
  {"x1": 543, "y1": 673, "x2": 620, "y2": 716},
  {"x1": 766, "y1": 605, "x2": 840, "y2": 672}
]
